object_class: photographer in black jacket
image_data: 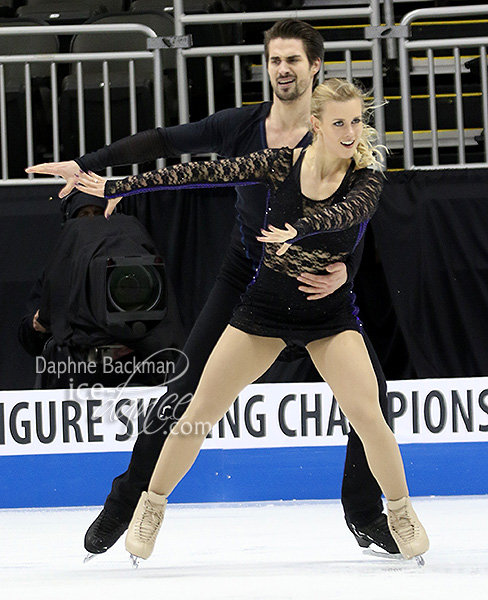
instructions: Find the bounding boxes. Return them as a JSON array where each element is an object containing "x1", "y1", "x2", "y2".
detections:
[{"x1": 18, "y1": 190, "x2": 185, "y2": 389}]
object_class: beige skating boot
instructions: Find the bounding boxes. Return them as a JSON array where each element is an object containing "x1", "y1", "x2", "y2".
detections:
[
  {"x1": 125, "y1": 491, "x2": 167, "y2": 566},
  {"x1": 387, "y1": 496, "x2": 429, "y2": 564}
]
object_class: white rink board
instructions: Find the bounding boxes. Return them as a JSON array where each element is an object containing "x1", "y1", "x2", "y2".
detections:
[{"x1": 1, "y1": 377, "x2": 488, "y2": 456}]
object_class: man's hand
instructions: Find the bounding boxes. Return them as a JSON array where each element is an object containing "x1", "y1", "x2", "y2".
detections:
[
  {"x1": 32, "y1": 310, "x2": 48, "y2": 333},
  {"x1": 297, "y1": 262, "x2": 348, "y2": 300},
  {"x1": 25, "y1": 160, "x2": 80, "y2": 198}
]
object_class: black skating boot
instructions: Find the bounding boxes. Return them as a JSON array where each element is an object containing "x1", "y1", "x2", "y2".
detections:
[
  {"x1": 84, "y1": 509, "x2": 130, "y2": 558},
  {"x1": 346, "y1": 513, "x2": 400, "y2": 555}
]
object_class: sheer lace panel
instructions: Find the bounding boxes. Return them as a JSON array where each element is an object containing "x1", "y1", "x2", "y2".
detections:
[
  {"x1": 105, "y1": 147, "x2": 293, "y2": 198},
  {"x1": 264, "y1": 245, "x2": 349, "y2": 278}
]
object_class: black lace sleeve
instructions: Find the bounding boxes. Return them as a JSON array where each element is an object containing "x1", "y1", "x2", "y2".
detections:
[
  {"x1": 290, "y1": 168, "x2": 384, "y2": 240},
  {"x1": 105, "y1": 147, "x2": 293, "y2": 199}
]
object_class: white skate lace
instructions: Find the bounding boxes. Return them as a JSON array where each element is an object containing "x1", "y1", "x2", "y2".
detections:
[
  {"x1": 389, "y1": 505, "x2": 418, "y2": 543},
  {"x1": 134, "y1": 499, "x2": 164, "y2": 542}
]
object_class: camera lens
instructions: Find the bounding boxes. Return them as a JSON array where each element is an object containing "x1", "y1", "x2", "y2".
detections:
[{"x1": 107, "y1": 265, "x2": 163, "y2": 312}]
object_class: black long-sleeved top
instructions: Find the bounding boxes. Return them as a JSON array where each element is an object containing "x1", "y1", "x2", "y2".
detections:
[
  {"x1": 76, "y1": 103, "x2": 364, "y2": 278},
  {"x1": 102, "y1": 147, "x2": 383, "y2": 341},
  {"x1": 104, "y1": 147, "x2": 383, "y2": 278}
]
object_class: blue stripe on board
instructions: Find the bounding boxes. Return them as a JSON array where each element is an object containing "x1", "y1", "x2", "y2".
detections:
[{"x1": 0, "y1": 442, "x2": 487, "y2": 508}]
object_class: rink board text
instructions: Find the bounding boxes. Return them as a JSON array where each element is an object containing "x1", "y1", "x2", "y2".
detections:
[{"x1": 1, "y1": 378, "x2": 487, "y2": 507}]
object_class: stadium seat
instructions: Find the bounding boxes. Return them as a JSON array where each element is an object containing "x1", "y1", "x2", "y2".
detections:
[
  {"x1": 16, "y1": 1, "x2": 125, "y2": 24},
  {"x1": 0, "y1": 17, "x2": 59, "y2": 176},
  {"x1": 59, "y1": 11, "x2": 178, "y2": 162}
]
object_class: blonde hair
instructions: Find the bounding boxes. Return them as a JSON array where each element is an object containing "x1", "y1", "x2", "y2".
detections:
[{"x1": 310, "y1": 78, "x2": 385, "y2": 170}]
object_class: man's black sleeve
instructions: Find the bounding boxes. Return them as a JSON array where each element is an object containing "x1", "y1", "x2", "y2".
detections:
[{"x1": 75, "y1": 109, "x2": 235, "y2": 172}]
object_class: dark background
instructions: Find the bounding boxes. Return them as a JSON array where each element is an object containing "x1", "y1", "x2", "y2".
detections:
[{"x1": 2, "y1": 167, "x2": 488, "y2": 389}]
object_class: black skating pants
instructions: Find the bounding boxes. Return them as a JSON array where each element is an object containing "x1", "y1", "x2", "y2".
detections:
[{"x1": 104, "y1": 244, "x2": 388, "y2": 527}]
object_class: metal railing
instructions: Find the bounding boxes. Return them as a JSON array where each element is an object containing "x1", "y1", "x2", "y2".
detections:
[
  {"x1": 0, "y1": 23, "x2": 165, "y2": 184},
  {"x1": 0, "y1": 1, "x2": 487, "y2": 181},
  {"x1": 398, "y1": 4, "x2": 488, "y2": 169}
]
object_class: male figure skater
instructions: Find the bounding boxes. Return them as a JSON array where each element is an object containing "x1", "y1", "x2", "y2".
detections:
[{"x1": 27, "y1": 19, "x2": 398, "y2": 557}]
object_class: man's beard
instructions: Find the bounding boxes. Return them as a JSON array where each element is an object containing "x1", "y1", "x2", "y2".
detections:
[{"x1": 273, "y1": 80, "x2": 308, "y2": 103}]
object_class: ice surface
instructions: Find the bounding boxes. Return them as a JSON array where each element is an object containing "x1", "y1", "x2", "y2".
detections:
[{"x1": 1, "y1": 496, "x2": 487, "y2": 600}]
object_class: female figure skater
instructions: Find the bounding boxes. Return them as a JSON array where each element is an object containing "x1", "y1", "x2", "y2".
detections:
[{"x1": 75, "y1": 78, "x2": 429, "y2": 564}]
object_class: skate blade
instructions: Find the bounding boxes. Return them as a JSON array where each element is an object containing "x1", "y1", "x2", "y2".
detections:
[
  {"x1": 362, "y1": 548, "x2": 404, "y2": 561},
  {"x1": 363, "y1": 548, "x2": 426, "y2": 567},
  {"x1": 415, "y1": 554, "x2": 426, "y2": 567},
  {"x1": 129, "y1": 554, "x2": 140, "y2": 569},
  {"x1": 83, "y1": 553, "x2": 97, "y2": 564}
]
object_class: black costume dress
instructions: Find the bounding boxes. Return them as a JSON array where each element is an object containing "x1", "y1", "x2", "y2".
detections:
[
  {"x1": 79, "y1": 106, "x2": 388, "y2": 531},
  {"x1": 105, "y1": 147, "x2": 383, "y2": 347}
]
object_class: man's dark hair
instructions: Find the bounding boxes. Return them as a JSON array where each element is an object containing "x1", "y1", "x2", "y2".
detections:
[{"x1": 264, "y1": 19, "x2": 325, "y2": 66}]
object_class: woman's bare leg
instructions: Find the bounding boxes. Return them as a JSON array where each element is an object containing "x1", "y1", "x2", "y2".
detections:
[
  {"x1": 148, "y1": 326, "x2": 286, "y2": 496},
  {"x1": 307, "y1": 331, "x2": 408, "y2": 501}
]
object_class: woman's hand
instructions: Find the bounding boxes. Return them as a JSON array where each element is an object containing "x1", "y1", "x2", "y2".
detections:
[
  {"x1": 25, "y1": 160, "x2": 80, "y2": 198},
  {"x1": 256, "y1": 223, "x2": 297, "y2": 256},
  {"x1": 74, "y1": 170, "x2": 121, "y2": 218}
]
